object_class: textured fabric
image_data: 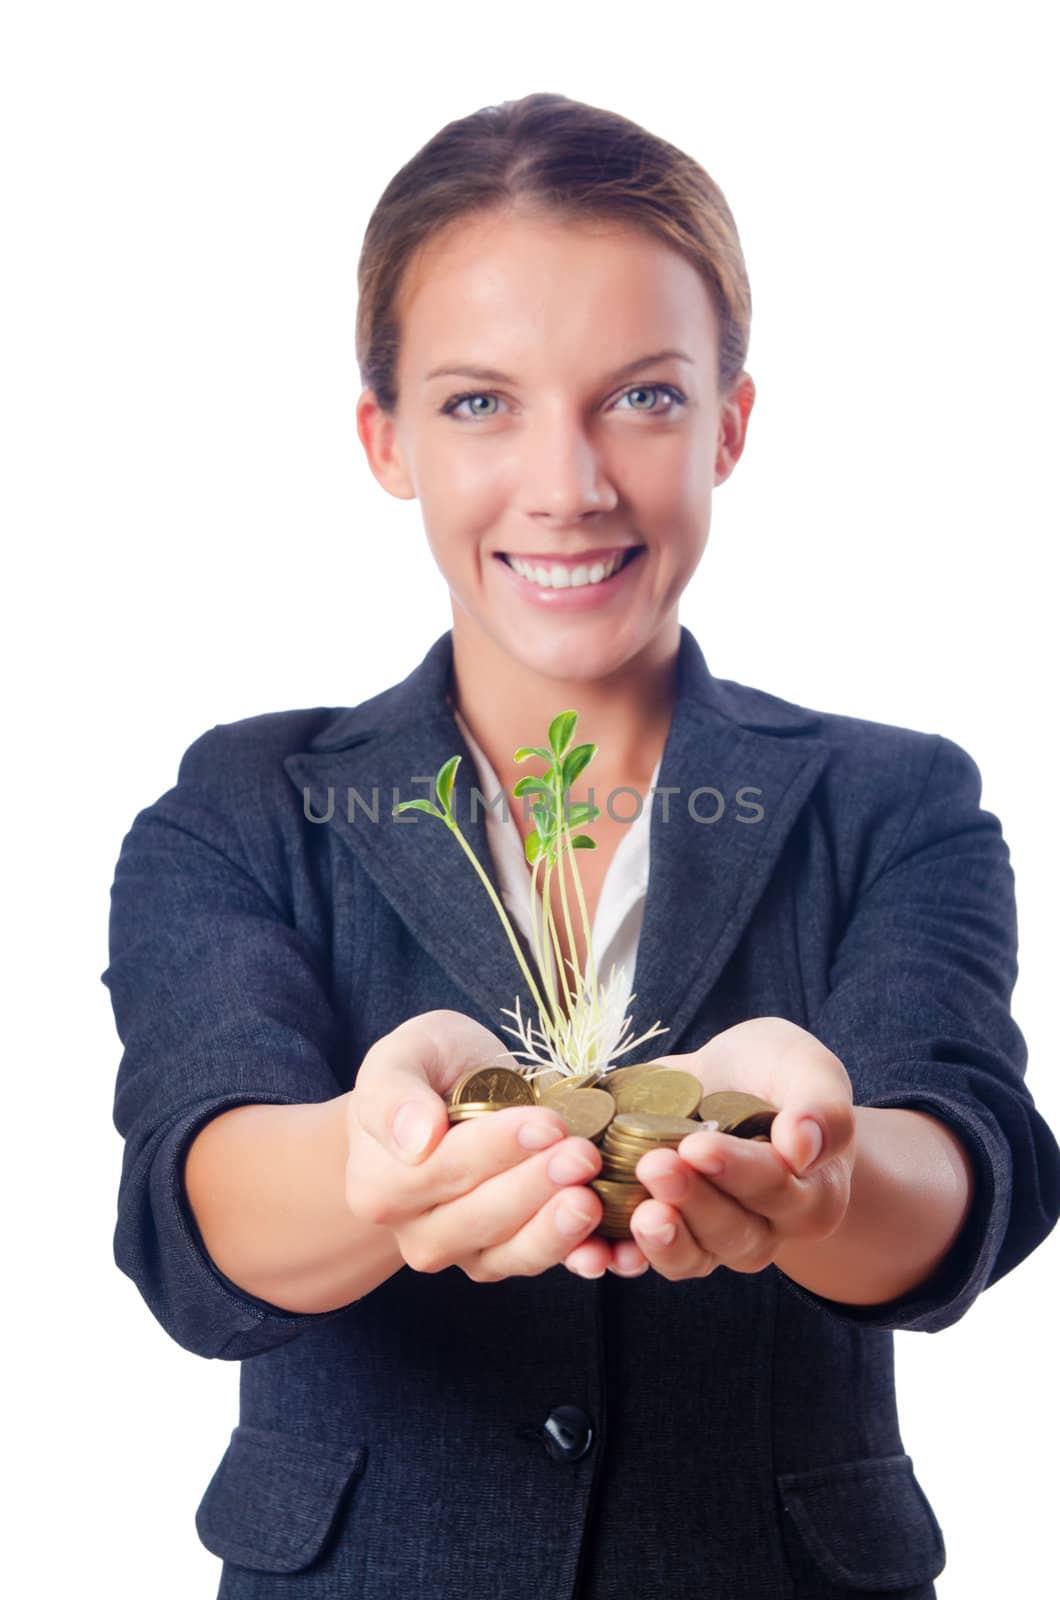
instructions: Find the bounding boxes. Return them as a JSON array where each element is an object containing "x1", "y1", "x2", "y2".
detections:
[
  {"x1": 451, "y1": 704, "x2": 660, "y2": 1067},
  {"x1": 102, "y1": 623, "x2": 1060, "y2": 1599}
]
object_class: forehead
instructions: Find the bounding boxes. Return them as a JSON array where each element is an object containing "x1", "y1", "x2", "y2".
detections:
[{"x1": 395, "y1": 208, "x2": 718, "y2": 368}]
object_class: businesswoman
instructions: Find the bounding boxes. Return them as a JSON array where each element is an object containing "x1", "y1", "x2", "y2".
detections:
[{"x1": 104, "y1": 92, "x2": 1060, "y2": 1598}]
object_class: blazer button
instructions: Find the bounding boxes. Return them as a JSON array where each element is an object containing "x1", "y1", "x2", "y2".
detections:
[{"x1": 541, "y1": 1405, "x2": 594, "y2": 1463}]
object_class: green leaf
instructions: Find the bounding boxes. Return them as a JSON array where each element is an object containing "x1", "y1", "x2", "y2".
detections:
[
  {"x1": 435, "y1": 754, "x2": 461, "y2": 816},
  {"x1": 524, "y1": 832, "x2": 543, "y2": 864},
  {"x1": 570, "y1": 833, "x2": 597, "y2": 849},
  {"x1": 393, "y1": 798, "x2": 445, "y2": 818},
  {"x1": 563, "y1": 801, "x2": 598, "y2": 827},
  {"x1": 548, "y1": 710, "x2": 578, "y2": 758},
  {"x1": 531, "y1": 801, "x2": 552, "y2": 832},
  {"x1": 561, "y1": 742, "x2": 596, "y2": 789},
  {"x1": 511, "y1": 777, "x2": 551, "y2": 799},
  {"x1": 514, "y1": 745, "x2": 552, "y2": 763}
]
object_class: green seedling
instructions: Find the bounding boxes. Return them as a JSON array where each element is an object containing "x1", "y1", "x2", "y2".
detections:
[{"x1": 394, "y1": 710, "x2": 667, "y2": 1080}]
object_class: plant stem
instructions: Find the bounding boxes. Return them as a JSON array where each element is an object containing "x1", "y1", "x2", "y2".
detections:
[
  {"x1": 528, "y1": 851, "x2": 565, "y2": 1059},
  {"x1": 553, "y1": 791, "x2": 587, "y2": 1015},
  {"x1": 542, "y1": 852, "x2": 578, "y2": 1022},
  {"x1": 558, "y1": 780, "x2": 598, "y2": 1005},
  {"x1": 446, "y1": 818, "x2": 551, "y2": 1026}
]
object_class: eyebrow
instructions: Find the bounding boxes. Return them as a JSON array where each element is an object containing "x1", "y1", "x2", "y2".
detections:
[{"x1": 423, "y1": 348, "x2": 695, "y2": 385}]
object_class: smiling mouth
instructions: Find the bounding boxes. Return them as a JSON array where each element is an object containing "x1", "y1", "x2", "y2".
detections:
[
  {"x1": 496, "y1": 546, "x2": 644, "y2": 577},
  {"x1": 495, "y1": 546, "x2": 645, "y2": 592}
]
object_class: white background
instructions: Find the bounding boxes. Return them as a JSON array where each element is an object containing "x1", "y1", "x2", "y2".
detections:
[{"x1": 4, "y1": 2, "x2": 1057, "y2": 1594}]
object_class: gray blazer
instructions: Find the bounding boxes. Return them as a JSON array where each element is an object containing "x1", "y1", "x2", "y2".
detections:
[{"x1": 103, "y1": 624, "x2": 1060, "y2": 1599}]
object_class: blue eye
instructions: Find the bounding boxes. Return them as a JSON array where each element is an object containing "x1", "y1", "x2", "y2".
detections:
[
  {"x1": 615, "y1": 383, "x2": 685, "y2": 414},
  {"x1": 443, "y1": 392, "x2": 502, "y2": 419},
  {"x1": 440, "y1": 381, "x2": 686, "y2": 422}
]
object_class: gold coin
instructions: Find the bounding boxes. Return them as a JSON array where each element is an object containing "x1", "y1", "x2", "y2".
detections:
[
  {"x1": 532, "y1": 1070, "x2": 565, "y2": 1098},
  {"x1": 589, "y1": 1176, "x2": 648, "y2": 1200},
  {"x1": 697, "y1": 1090, "x2": 778, "y2": 1130},
  {"x1": 728, "y1": 1111, "x2": 777, "y2": 1139},
  {"x1": 549, "y1": 1087, "x2": 616, "y2": 1141},
  {"x1": 451, "y1": 1066, "x2": 536, "y2": 1108},
  {"x1": 597, "y1": 1062, "x2": 666, "y2": 1093},
  {"x1": 602, "y1": 1121, "x2": 680, "y2": 1146},
  {"x1": 599, "y1": 1148, "x2": 662, "y2": 1171},
  {"x1": 538, "y1": 1080, "x2": 587, "y2": 1109},
  {"x1": 613, "y1": 1069, "x2": 702, "y2": 1118},
  {"x1": 600, "y1": 1149, "x2": 670, "y2": 1171},
  {"x1": 590, "y1": 1173, "x2": 652, "y2": 1240},
  {"x1": 598, "y1": 1148, "x2": 643, "y2": 1170},
  {"x1": 600, "y1": 1153, "x2": 657, "y2": 1174},
  {"x1": 611, "y1": 1111, "x2": 702, "y2": 1140},
  {"x1": 562, "y1": 1070, "x2": 604, "y2": 1091},
  {"x1": 600, "y1": 1165, "x2": 646, "y2": 1185},
  {"x1": 447, "y1": 1101, "x2": 501, "y2": 1120}
]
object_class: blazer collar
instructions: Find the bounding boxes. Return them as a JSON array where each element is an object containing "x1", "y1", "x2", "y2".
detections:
[{"x1": 283, "y1": 627, "x2": 828, "y2": 1059}]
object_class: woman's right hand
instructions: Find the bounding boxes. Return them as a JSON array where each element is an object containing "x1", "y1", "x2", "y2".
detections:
[{"x1": 344, "y1": 1009, "x2": 604, "y2": 1282}]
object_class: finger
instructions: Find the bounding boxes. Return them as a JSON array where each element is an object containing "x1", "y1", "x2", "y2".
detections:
[
  {"x1": 348, "y1": 1103, "x2": 574, "y2": 1226},
  {"x1": 603, "y1": 1238, "x2": 650, "y2": 1277},
  {"x1": 688, "y1": 1018, "x2": 855, "y2": 1176},
  {"x1": 356, "y1": 1011, "x2": 523, "y2": 1164},
  {"x1": 668, "y1": 1131, "x2": 809, "y2": 1226},
  {"x1": 474, "y1": 1181, "x2": 604, "y2": 1281},
  {"x1": 632, "y1": 1155, "x2": 775, "y2": 1275},
  {"x1": 560, "y1": 1234, "x2": 616, "y2": 1279},
  {"x1": 412, "y1": 1137, "x2": 605, "y2": 1279},
  {"x1": 629, "y1": 1197, "x2": 719, "y2": 1280}
]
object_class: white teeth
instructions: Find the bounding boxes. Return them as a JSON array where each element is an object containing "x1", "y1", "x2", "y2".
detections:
[{"x1": 507, "y1": 552, "x2": 622, "y2": 588}]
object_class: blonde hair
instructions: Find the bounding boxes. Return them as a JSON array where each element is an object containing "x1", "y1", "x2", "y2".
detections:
[{"x1": 355, "y1": 91, "x2": 752, "y2": 412}]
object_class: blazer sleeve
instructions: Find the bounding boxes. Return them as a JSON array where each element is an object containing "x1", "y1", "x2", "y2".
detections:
[
  {"x1": 779, "y1": 731, "x2": 1060, "y2": 1335},
  {"x1": 103, "y1": 722, "x2": 363, "y2": 1362}
]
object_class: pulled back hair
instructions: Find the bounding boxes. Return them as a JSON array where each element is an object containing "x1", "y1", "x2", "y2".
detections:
[{"x1": 355, "y1": 92, "x2": 752, "y2": 413}]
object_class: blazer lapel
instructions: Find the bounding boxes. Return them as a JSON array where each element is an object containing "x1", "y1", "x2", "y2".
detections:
[
  {"x1": 630, "y1": 695, "x2": 828, "y2": 1055},
  {"x1": 283, "y1": 667, "x2": 523, "y2": 1025},
  {"x1": 283, "y1": 627, "x2": 829, "y2": 1057}
]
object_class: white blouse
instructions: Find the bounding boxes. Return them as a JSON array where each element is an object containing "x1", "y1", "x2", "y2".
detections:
[{"x1": 453, "y1": 707, "x2": 661, "y2": 1067}]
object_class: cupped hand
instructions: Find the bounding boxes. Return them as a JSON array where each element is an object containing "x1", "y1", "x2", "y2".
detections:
[
  {"x1": 560, "y1": 1016, "x2": 857, "y2": 1282},
  {"x1": 345, "y1": 1009, "x2": 605, "y2": 1281}
]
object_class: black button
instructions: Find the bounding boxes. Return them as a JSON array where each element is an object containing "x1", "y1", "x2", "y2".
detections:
[{"x1": 540, "y1": 1405, "x2": 594, "y2": 1462}]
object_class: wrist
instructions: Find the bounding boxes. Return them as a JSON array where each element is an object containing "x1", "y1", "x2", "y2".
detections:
[{"x1": 774, "y1": 1106, "x2": 975, "y2": 1307}]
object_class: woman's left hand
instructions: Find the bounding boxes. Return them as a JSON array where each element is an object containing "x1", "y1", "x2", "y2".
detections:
[{"x1": 562, "y1": 1016, "x2": 857, "y2": 1281}]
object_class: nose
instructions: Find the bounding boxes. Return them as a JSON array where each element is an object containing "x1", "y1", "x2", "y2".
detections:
[{"x1": 513, "y1": 409, "x2": 618, "y2": 524}]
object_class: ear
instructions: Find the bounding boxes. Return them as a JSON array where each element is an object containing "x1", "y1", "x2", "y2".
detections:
[
  {"x1": 714, "y1": 371, "x2": 756, "y2": 487},
  {"x1": 356, "y1": 389, "x2": 417, "y2": 500}
]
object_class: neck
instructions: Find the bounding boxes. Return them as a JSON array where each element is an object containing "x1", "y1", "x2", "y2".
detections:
[{"x1": 447, "y1": 611, "x2": 681, "y2": 791}]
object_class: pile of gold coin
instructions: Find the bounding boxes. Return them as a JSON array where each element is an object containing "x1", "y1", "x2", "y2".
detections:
[{"x1": 446, "y1": 1062, "x2": 779, "y2": 1240}]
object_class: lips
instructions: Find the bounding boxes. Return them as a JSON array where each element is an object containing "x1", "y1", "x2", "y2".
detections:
[{"x1": 496, "y1": 545, "x2": 643, "y2": 569}]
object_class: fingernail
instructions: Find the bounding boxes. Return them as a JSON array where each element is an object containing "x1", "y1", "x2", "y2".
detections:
[
  {"x1": 797, "y1": 1117, "x2": 823, "y2": 1173},
  {"x1": 392, "y1": 1102, "x2": 433, "y2": 1158},
  {"x1": 518, "y1": 1119, "x2": 564, "y2": 1151},
  {"x1": 678, "y1": 1134, "x2": 725, "y2": 1175},
  {"x1": 548, "y1": 1149, "x2": 598, "y2": 1184},
  {"x1": 642, "y1": 1222, "x2": 677, "y2": 1247},
  {"x1": 556, "y1": 1202, "x2": 596, "y2": 1235}
]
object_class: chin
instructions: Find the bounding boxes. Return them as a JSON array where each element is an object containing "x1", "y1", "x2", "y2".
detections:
[{"x1": 514, "y1": 630, "x2": 634, "y2": 682}]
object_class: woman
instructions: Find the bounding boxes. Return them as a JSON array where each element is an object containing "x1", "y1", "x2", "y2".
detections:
[{"x1": 104, "y1": 92, "x2": 1060, "y2": 1599}]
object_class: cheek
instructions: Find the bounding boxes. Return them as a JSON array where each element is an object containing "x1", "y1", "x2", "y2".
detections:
[
  {"x1": 631, "y1": 440, "x2": 710, "y2": 521},
  {"x1": 417, "y1": 447, "x2": 508, "y2": 539}
]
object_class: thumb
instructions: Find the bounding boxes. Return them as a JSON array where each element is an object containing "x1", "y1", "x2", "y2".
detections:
[
  {"x1": 361, "y1": 1010, "x2": 516, "y2": 1165},
  {"x1": 774, "y1": 1111, "x2": 826, "y2": 1177},
  {"x1": 690, "y1": 1017, "x2": 852, "y2": 1177},
  {"x1": 390, "y1": 1099, "x2": 442, "y2": 1163},
  {"x1": 355, "y1": 1023, "x2": 448, "y2": 1166}
]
